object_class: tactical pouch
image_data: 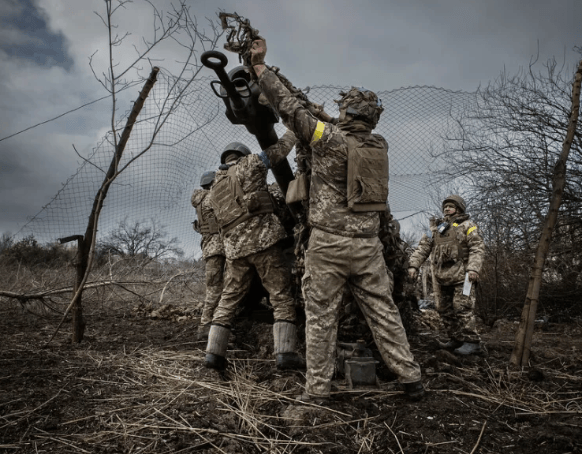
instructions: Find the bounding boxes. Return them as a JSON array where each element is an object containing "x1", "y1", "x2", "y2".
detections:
[
  {"x1": 285, "y1": 173, "x2": 309, "y2": 204},
  {"x1": 346, "y1": 135, "x2": 388, "y2": 212},
  {"x1": 244, "y1": 190, "x2": 273, "y2": 213}
]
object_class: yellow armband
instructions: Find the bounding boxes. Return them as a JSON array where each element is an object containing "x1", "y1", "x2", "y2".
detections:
[{"x1": 311, "y1": 121, "x2": 325, "y2": 144}]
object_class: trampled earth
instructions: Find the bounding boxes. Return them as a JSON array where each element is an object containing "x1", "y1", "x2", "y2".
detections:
[{"x1": 1, "y1": 301, "x2": 581, "y2": 453}]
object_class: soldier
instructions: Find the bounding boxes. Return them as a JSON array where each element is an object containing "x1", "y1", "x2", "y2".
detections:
[
  {"x1": 191, "y1": 171, "x2": 225, "y2": 342},
  {"x1": 250, "y1": 39, "x2": 424, "y2": 401},
  {"x1": 204, "y1": 135, "x2": 305, "y2": 371},
  {"x1": 408, "y1": 195, "x2": 485, "y2": 355}
]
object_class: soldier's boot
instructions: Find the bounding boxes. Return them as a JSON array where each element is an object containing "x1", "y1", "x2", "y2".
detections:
[
  {"x1": 437, "y1": 339, "x2": 463, "y2": 350},
  {"x1": 296, "y1": 392, "x2": 330, "y2": 406},
  {"x1": 205, "y1": 324, "x2": 230, "y2": 370},
  {"x1": 273, "y1": 321, "x2": 306, "y2": 370},
  {"x1": 454, "y1": 342, "x2": 483, "y2": 356},
  {"x1": 403, "y1": 381, "x2": 425, "y2": 401},
  {"x1": 197, "y1": 324, "x2": 211, "y2": 342}
]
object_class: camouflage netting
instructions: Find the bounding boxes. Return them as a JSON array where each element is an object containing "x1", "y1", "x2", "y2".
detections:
[{"x1": 17, "y1": 73, "x2": 476, "y2": 258}]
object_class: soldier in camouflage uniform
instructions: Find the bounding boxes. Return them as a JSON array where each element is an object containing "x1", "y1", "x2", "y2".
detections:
[
  {"x1": 250, "y1": 39, "x2": 423, "y2": 401},
  {"x1": 205, "y1": 134, "x2": 305, "y2": 371},
  {"x1": 408, "y1": 195, "x2": 485, "y2": 355},
  {"x1": 191, "y1": 171, "x2": 225, "y2": 342}
]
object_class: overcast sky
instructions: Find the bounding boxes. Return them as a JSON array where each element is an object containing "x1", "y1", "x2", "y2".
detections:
[{"x1": 0, "y1": 0, "x2": 580, "y2": 239}]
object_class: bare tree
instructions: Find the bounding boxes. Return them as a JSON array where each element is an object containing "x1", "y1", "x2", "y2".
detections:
[
  {"x1": 441, "y1": 53, "x2": 582, "y2": 250},
  {"x1": 98, "y1": 218, "x2": 183, "y2": 262},
  {"x1": 437, "y1": 52, "x2": 582, "y2": 363},
  {"x1": 52, "y1": 0, "x2": 222, "y2": 343}
]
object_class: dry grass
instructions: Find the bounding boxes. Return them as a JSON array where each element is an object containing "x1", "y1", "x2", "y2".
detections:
[{"x1": 2, "y1": 328, "x2": 581, "y2": 453}]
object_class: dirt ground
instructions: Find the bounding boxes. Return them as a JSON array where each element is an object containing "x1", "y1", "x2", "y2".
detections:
[{"x1": 1, "y1": 299, "x2": 581, "y2": 454}]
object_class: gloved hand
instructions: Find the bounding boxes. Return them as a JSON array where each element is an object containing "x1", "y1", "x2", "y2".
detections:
[
  {"x1": 468, "y1": 271, "x2": 479, "y2": 282},
  {"x1": 250, "y1": 38, "x2": 267, "y2": 66},
  {"x1": 408, "y1": 267, "x2": 418, "y2": 280}
]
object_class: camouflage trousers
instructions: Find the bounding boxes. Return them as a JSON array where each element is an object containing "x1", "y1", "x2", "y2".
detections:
[
  {"x1": 302, "y1": 228, "x2": 421, "y2": 397},
  {"x1": 437, "y1": 284, "x2": 481, "y2": 343},
  {"x1": 211, "y1": 243, "x2": 296, "y2": 326},
  {"x1": 200, "y1": 254, "x2": 226, "y2": 327}
]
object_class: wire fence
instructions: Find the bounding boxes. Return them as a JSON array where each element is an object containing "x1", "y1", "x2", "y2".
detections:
[{"x1": 17, "y1": 73, "x2": 476, "y2": 258}]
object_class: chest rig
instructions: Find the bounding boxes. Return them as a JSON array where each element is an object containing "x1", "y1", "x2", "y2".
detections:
[
  {"x1": 210, "y1": 165, "x2": 274, "y2": 233},
  {"x1": 432, "y1": 222, "x2": 469, "y2": 265}
]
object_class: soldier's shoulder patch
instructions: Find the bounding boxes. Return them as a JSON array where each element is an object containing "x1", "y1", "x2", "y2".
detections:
[{"x1": 466, "y1": 222, "x2": 478, "y2": 236}]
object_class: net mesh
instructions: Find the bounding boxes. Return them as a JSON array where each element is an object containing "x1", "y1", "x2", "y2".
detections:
[{"x1": 18, "y1": 73, "x2": 476, "y2": 258}]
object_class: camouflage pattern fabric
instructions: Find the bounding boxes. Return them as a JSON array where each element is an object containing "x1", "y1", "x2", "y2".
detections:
[
  {"x1": 302, "y1": 228, "x2": 421, "y2": 396},
  {"x1": 409, "y1": 212, "x2": 485, "y2": 343},
  {"x1": 211, "y1": 131, "x2": 296, "y2": 261},
  {"x1": 438, "y1": 283, "x2": 480, "y2": 343},
  {"x1": 409, "y1": 213, "x2": 485, "y2": 286},
  {"x1": 190, "y1": 189, "x2": 224, "y2": 260},
  {"x1": 200, "y1": 254, "x2": 226, "y2": 326},
  {"x1": 211, "y1": 243, "x2": 296, "y2": 326},
  {"x1": 258, "y1": 69, "x2": 421, "y2": 396},
  {"x1": 259, "y1": 70, "x2": 383, "y2": 237},
  {"x1": 268, "y1": 182, "x2": 295, "y2": 237}
]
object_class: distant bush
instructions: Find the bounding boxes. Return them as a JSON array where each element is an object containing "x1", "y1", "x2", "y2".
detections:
[{"x1": 0, "y1": 235, "x2": 75, "y2": 268}]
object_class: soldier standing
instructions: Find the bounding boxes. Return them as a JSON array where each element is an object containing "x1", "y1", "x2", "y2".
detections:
[
  {"x1": 204, "y1": 134, "x2": 305, "y2": 371},
  {"x1": 250, "y1": 39, "x2": 424, "y2": 401},
  {"x1": 408, "y1": 195, "x2": 485, "y2": 355},
  {"x1": 191, "y1": 171, "x2": 225, "y2": 342}
]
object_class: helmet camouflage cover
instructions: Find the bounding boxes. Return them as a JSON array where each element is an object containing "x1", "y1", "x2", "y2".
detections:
[
  {"x1": 442, "y1": 194, "x2": 466, "y2": 214},
  {"x1": 336, "y1": 87, "x2": 384, "y2": 128}
]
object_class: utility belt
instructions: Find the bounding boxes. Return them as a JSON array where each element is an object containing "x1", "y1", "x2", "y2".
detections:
[{"x1": 312, "y1": 224, "x2": 378, "y2": 238}]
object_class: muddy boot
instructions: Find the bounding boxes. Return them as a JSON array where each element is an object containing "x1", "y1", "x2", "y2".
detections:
[
  {"x1": 205, "y1": 324, "x2": 230, "y2": 370},
  {"x1": 403, "y1": 381, "x2": 425, "y2": 401},
  {"x1": 454, "y1": 342, "x2": 483, "y2": 356},
  {"x1": 296, "y1": 392, "x2": 330, "y2": 406},
  {"x1": 197, "y1": 324, "x2": 211, "y2": 342},
  {"x1": 273, "y1": 321, "x2": 306, "y2": 370},
  {"x1": 437, "y1": 339, "x2": 463, "y2": 350}
]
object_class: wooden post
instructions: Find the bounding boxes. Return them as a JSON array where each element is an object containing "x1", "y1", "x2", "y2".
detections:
[
  {"x1": 58, "y1": 235, "x2": 86, "y2": 342},
  {"x1": 48, "y1": 67, "x2": 160, "y2": 345},
  {"x1": 510, "y1": 60, "x2": 582, "y2": 367}
]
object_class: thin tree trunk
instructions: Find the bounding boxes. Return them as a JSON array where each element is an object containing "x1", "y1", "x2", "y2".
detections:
[
  {"x1": 48, "y1": 67, "x2": 160, "y2": 345},
  {"x1": 510, "y1": 59, "x2": 582, "y2": 367}
]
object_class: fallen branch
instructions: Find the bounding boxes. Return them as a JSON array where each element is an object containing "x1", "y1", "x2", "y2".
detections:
[
  {"x1": 469, "y1": 421, "x2": 487, "y2": 454},
  {"x1": 0, "y1": 276, "x2": 198, "y2": 302}
]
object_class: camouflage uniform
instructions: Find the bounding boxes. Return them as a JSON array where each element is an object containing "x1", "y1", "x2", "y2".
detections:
[
  {"x1": 191, "y1": 189, "x2": 225, "y2": 328},
  {"x1": 210, "y1": 130, "x2": 298, "y2": 326},
  {"x1": 409, "y1": 211, "x2": 485, "y2": 343},
  {"x1": 258, "y1": 69, "x2": 421, "y2": 397}
]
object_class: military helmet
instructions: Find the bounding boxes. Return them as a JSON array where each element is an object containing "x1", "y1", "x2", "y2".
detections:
[
  {"x1": 200, "y1": 170, "x2": 216, "y2": 188},
  {"x1": 220, "y1": 142, "x2": 251, "y2": 164},
  {"x1": 442, "y1": 195, "x2": 466, "y2": 214},
  {"x1": 336, "y1": 87, "x2": 384, "y2": 128}
]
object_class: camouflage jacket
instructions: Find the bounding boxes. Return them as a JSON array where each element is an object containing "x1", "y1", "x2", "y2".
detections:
[
  {"x1": 190, "y1": 189, "x2": 224, "y2": 260},
  {"x1": 258, "y1": 69, "x2": 386, "y2": 237},
  {"x1": 409, "y1": 213, "x2": 485, "y2": 286},
  {"x1": 211, "y1": 130, "x2": 297, "y2": 260}
]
